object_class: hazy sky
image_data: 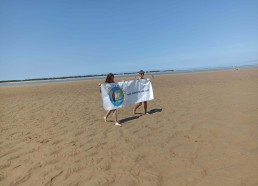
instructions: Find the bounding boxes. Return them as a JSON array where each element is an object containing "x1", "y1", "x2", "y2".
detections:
[{"x1": 1, "y1": 0, "x2": 258, "y2": 80}]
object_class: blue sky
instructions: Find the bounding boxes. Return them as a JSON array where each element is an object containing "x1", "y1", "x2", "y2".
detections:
[{"x1": 1, "y1": 0, "x2": 258, "y2": 80}]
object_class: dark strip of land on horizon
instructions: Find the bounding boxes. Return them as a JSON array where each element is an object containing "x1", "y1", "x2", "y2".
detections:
[{"x1": 0, "y1": 70, "x2": 174, "y2": 84}]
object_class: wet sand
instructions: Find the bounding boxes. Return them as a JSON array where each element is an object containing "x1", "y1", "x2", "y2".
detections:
[{"x1": 0, "y1": 69, "x2": 258, "y2": 186}]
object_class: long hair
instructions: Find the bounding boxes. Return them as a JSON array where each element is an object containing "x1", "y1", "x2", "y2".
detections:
[{"x1": 105, "y1": 73, "x2": 114, "y2": 83}]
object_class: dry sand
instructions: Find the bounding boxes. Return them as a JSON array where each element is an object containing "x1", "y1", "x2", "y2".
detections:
[{"x1": 0, "y1": 69, "x2": 258, "y2": 186}]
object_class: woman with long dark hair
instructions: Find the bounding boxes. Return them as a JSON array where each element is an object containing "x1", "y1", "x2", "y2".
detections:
[{"x1": 99, "y1": 73, "x2": 121, "y2": 126}]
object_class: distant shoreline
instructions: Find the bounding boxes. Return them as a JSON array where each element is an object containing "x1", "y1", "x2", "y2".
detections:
[
  {"x1": 1, "y1": 64, "x2": 258, "y2": 87},
  {"x1": 0, "y1": 70, "x2": 174, "y2": 84}
]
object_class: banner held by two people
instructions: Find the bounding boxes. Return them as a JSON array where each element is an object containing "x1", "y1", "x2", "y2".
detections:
[{"x1": 101, "y1": 79, "x2": 154, "y2": 110}]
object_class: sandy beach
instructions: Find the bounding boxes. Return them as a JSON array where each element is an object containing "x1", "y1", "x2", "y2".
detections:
[{"x1": 0, "y1": 69, "x2": 258, "y2": 186}]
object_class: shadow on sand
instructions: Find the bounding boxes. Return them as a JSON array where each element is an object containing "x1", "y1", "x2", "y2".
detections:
[
  {"x1": 120, "y1": 116, "x2": 141, "y2": 124},
  {"x1": 148, "y1": 108, "x2": 162, "y2": 114},
  {"x1": 120, "y1": 108, "x2": 162, "y2": 124}
]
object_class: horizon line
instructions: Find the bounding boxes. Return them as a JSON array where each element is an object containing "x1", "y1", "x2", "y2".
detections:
[{"x1": 1, "y1": 63, "x2": 258, "y2": 84}]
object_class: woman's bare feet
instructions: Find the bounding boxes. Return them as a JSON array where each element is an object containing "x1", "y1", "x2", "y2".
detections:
[{"x1": 115, "y1": 122, "x2": 121, "y2": 126}]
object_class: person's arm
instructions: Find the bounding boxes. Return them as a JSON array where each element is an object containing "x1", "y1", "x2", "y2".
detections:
[{"x1": 98, "y1": 83, "x2": 101, "y2": 93}]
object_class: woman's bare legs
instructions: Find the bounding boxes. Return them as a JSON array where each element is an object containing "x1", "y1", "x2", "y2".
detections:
[
  {"x1": 104, "y1": 110, "x2": 113, "y2": 122},
  {"x1": 112, "y1": 110, "x2": 119, "y2": 122},
  {"x1": 133, "y1": 102, "x2": 142, "y2": 114},
  {"x1": 113, "y1": 110, "x2": 121, "y2": 126},
  {"x1": 143, "y1": 101, "x2": 148, "y2": 114},
  {"x1": 104, "y1": 110, "x2": 121, "y2": 126},
  {"x1": 133, "y1": 101, "x2": 148, "y2": 114}
]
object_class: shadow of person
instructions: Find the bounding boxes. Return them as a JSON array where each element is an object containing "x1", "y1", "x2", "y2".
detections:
[
  {"x1": 148, "y1": 108, "x2": 162, "y2": 114},
  {"x1": 119, "y1": 116, "x2": 141, "y2": 124}
]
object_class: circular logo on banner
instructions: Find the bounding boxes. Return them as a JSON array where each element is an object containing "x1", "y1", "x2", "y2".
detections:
[{"x1": 109, "y1": 86, "x2": 124, "y2": 106}]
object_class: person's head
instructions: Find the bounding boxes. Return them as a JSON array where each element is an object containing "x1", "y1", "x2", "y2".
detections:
[
  {"x1": 138, "y1": 70, "x2": 145, "y2": 77},
  {"x1": 105, "y1": 73, "x2": 114, "y2": 83}
]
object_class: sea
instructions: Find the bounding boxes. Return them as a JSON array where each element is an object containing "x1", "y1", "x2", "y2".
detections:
[{"x1": 1, "y1": 64, "x2": 257, "y2": 87}]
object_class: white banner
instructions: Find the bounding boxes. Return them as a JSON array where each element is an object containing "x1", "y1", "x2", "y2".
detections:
[{"x1": 101, "y1": 79, "x2": 154, "y2": 110}]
